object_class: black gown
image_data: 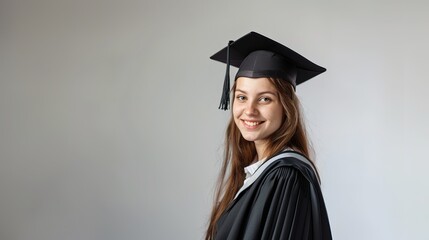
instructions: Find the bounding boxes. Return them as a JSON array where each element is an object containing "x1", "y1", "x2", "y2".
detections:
[{"x1": 214, "y1": 150, "x2": 332, "y2": 240}]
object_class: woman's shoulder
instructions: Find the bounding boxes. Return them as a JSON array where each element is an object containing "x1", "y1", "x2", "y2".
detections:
[{"x1": 261, "y1": 150, "x2": 319, "y2": 185}]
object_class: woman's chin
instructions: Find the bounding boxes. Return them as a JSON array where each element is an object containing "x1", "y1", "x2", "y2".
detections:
[
  {"x1": 241, "y1": 135, "x2": 255, "y2": 142},
  {"x1": 241, "y1": 134, "x2": 264, "y2": 143}
]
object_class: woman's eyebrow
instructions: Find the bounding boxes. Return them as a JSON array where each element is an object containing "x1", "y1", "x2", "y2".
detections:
[
  {"x1": 235, "y1": 89, "x2": 276, "y2": 96},
  {"x1": 258, "y1": 91, "x2": 277, "y2": 96}
]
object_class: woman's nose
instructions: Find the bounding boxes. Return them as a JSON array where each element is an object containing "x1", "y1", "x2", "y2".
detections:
[{"x1": 245, "y1": 101, "x2": 258, "y2": 115}]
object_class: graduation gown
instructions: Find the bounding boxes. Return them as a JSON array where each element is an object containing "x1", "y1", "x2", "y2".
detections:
[{"x1": 214, "y1": 150, "x2": 332, "y2": 240}]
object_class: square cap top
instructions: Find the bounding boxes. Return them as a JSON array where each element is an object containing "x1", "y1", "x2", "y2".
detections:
[{"x1": 210, "y1": 31, "x2": 326, "y2": 86}]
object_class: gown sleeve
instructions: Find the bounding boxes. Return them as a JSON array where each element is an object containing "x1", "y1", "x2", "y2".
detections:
[{"x1": 242, "y1": 166, "x2": 330, "y2": 240}]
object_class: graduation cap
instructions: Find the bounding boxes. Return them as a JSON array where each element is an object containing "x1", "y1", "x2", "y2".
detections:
[{"x1": 210, "y1": 31, "x2": 326, "y2": 110}]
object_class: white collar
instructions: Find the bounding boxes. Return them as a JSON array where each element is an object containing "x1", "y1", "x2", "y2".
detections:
[
  {"x1": 243, "y1": 147, "x2": 294, "y2": 179},
  {"x1": 244, "y1": 159, "x2": 265, "y2": 179}
]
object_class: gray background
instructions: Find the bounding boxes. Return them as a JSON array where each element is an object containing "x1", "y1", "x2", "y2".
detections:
[{"x1": 1, "y1": 0, "x2": 428, "y2": 239}]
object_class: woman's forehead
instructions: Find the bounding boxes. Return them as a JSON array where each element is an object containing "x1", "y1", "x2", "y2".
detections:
[{"x1": 235, "y1": 77, "x2": 277, "y2": 93}]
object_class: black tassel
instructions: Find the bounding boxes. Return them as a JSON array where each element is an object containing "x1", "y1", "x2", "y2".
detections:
[{"x1": 218, "y1": 40, "x2": 234, "y2": 110}]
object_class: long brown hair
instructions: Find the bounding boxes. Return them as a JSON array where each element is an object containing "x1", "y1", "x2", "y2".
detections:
[{"x1": 205, "y1": 77, "x2": 315, "y2": 240}]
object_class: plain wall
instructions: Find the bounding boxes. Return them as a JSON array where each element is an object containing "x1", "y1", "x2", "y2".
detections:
[{"x1": 1, "y1": 0, "x2": 428, "y2": 239}]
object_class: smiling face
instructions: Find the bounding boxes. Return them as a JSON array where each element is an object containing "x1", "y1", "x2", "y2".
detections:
[{"x1": 233, "y1": 77, "x2": 284, "y2": 149}]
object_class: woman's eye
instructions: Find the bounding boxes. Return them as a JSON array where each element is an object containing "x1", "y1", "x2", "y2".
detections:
[
  {"x1": 259, "y1": 97, "x2": 271, "y2": 103},
  {"x1": 236, "y1": 95, "x2": 246, "y2": 101}
]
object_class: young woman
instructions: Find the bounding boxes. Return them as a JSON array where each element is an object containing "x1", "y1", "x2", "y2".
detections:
[{"x1": 206, "y1": 32, "x2": 332, "y2": 240}]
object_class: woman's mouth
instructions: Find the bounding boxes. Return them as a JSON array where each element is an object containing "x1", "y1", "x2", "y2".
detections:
[{"x1": 242, "y1": 120, "x2": 264, "y2": 128}]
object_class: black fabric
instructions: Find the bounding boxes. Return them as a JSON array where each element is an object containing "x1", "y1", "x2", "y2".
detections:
[
  {"x1": 214, "y1": 151, "x2": 332, "y2": 240},
  {"x1": 210, "y1": 32, "x2": 326, "y2": 86},
  {"x1": 235, "y1": 50, "x2": 298, "y2": 86}
]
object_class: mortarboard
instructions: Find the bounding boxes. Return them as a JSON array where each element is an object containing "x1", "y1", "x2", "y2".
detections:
[{"x1": 210, "y1": 31, "x2": 326, "y2": 110}]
